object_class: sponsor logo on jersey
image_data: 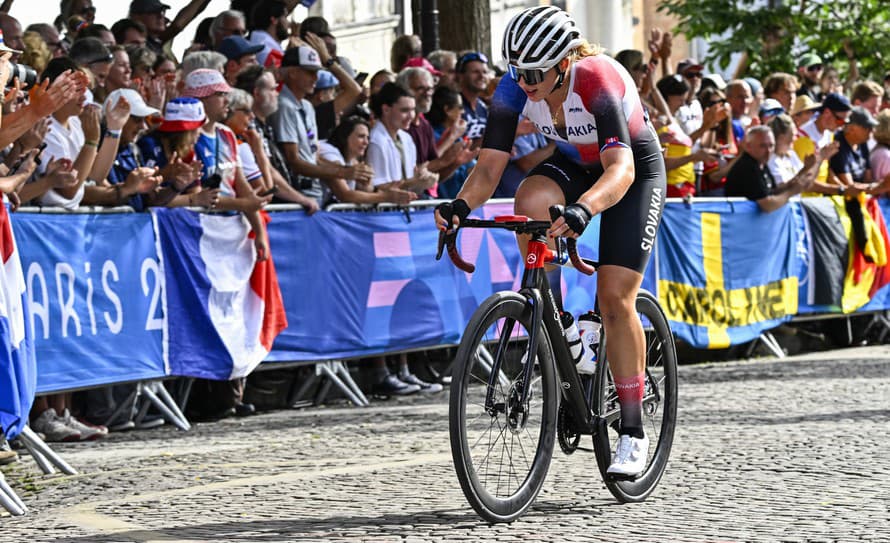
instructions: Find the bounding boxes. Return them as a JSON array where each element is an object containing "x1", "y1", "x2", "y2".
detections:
[
  {"x1": 566, "y1": 123, "x2": 597, "y2": 137},
  {"x1": 640, "y1": 187, "x2": 663, "y2": 252}
]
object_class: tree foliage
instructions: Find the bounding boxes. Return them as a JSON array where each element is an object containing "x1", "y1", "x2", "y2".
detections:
[{"x1": 658, "y1": 0, "x2": 890, "y2": 80}]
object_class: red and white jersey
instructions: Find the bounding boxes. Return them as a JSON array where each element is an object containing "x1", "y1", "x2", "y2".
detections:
[{"x1": 484, "y1": 54, "x2": 659, "y2": 168}]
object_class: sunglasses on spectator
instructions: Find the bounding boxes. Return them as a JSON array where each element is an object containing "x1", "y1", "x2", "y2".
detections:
[
  {"x1": 223, "y1": 28, "x2": 246, "y2": 36},
  {"x1": 507, "y1": 64, "x2": 548, "y2": 85},
  {"x1": 831, "y1": 111, "x2": 849, "y2": 124},
  {"x1": 631, "y1": 64, "x2": 649, "y2": 74},
  {"x1": 457, "y1": 52, "x2": 489, "y2": 73},
  {"x1": 807, "y1": 64, "x2": 823, "y2": 72},
  {"x1": 684, "y1": 71, "x2": 703, "y2": 79},
  {"x1": 705, "y1": 98, "x2": 726, "y2": 107},
  {"x1": 81, "y1": 6, "x2": 96, "y2": 15}
]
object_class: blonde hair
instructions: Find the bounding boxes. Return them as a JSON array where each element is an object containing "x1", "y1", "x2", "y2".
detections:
[
  {"x1": 21, "y1": 31, "x2": 51, "y2": 75},
  {"x1": 565, "y1": 40, "x2": 603, "y2": 64}
]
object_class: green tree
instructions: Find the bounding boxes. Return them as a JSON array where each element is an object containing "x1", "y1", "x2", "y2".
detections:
[{"x1": 658, "y1": 0, "x2": 890, "y2": 81}]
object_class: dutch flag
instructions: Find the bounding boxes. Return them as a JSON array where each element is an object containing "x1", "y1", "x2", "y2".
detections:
[
  {"x1": 0, "y1": 204, "x2": 37, "y2": 440},
  {"x1": 153, "y1": 209, "x2": 287, "y2": 380}
]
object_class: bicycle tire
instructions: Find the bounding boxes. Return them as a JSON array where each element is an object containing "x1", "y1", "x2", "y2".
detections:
[
  {"x1": 592, "y1": 289, "x2": 678, "y2": 502},
  {"x1": 449, "y1": 291, "x2": 558, "y2": 523}
]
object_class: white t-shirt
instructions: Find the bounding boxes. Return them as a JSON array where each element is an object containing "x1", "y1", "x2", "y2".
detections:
[
  {"x1": 676, "y1": 99, "x2": 703, "y2": 136},
  {"x1": 366, "y1": 122, "x2": 417, "y2": 187},
  {"x1": 800, "y1": 118, "x2": 833, "y2": 151},
  {"x1": 768, "y1": 151, "x2": 804, "y2": 185},
  {"x1": 36, "y1": 114, "x2": 85, "y2": 209},
  {"x1": 237, "y1": 142, "x2": 262, "y2": 183},
  {"x1": 318, "y1": 141, "x2": 357, "y2": 190}
]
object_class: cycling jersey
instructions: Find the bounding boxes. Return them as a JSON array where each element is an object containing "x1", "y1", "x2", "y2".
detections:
[
  {"x1": 484, "y1": 54, "x2": 660, "y2": 167},
  {"x1": 483, "y1": 54, "x2": 666, "y2": 273}
]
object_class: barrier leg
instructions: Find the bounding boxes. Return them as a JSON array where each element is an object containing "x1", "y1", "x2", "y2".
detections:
[
  {"x1": 315, "y1": 362, "x2": 367, "y2": 407},
  {"x1": 332, "y1": 361, "x2": 369, "y2": 406},
  {"x1": 150, "y1": 382, "x2": 191, "y2": 430},
  {"x1": 140, "y1": 383, "x2": 191, "y2": 431},
  {"x1": 313, "y1": 371, "x2": 334, "y2": 406},
  {"x1": 17, "y1": 427, "x2": 77, "y2": 475},
  {"x1": 102, "y1": 386, "x2": 139, "y2": 428},
  {"x1": 25, "y1": 443, "x2": 55, "y2": 475},
  {"x1": 287, "y1": 371, "x2": 320, "y2": 408},
  {"x1": 759, "y1": 331, "x2": 786, "y2": 358},
  {"x1": 0, "y1": 472, "x2": 27, "y2": 516}
]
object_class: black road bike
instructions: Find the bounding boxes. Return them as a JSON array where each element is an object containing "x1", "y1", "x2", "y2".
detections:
[{"x1": 437, "y1": 206, "x2": 678, "y2": 523}]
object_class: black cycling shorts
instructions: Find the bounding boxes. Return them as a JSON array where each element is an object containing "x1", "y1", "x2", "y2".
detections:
[{"x1": 526, "y1": 146, "x2": 666, "y2": 273}]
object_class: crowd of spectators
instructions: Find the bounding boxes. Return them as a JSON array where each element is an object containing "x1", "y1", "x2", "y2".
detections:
[
  {"x1": 2, "y1": 1, "x2": 890, "y2": 454},
  {"x1": 622, "y1": 30, "x2": 890, "y2": 212}
]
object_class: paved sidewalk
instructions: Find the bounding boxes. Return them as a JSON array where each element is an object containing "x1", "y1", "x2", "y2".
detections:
[{"x1": 2, "y1": 347, "x2": 890, "y2": 542}]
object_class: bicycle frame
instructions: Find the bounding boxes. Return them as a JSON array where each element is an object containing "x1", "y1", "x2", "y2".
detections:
[{"x1": 482, "y1": 232, "x2": 602, "y2": 435}]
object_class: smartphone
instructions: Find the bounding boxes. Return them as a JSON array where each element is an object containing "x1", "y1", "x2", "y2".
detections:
[
  {"x1": 33, "y1": 142, "x2": 48, "y2": 166},
  {"x1": 203, "y1": 173, "x2": 222, "y2": 190},
  {"x1": 259, "y1": 186, "x2": 278, "y2": 197},
  {"x1": 355, "y1": 72, "x2": 369, "y2": 86}
]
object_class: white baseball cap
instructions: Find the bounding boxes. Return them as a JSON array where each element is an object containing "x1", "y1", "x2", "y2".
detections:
[{"x1": 104, "y1": 88, "x2": 160, "y2": 118}]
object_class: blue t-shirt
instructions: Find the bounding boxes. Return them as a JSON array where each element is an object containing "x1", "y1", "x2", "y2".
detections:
[
  {"x1": 108, "y1": 143, "x2": 147, "y2": 211},
  {"x1": 463, "y1": 96, "x2": 488, "y2": 141},
  {"x1": 829, "y1": 129, "x2": 870, "y2": 183}
]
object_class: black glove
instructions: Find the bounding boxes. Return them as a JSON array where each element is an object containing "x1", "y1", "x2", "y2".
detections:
[
  {"x1": 562, "y1": 203, "x2": 593, "y2": 235},
  {"x1": 436, "y1": 198, "x2": 471, "y2": 232}
]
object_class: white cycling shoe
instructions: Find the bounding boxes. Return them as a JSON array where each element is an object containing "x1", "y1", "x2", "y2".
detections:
[{"x1": 607, "y1": 434, "x2": 649, "y2": 477}]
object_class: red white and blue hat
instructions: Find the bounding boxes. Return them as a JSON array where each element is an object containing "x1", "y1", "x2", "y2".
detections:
[
  {"x1": 0, "y1": 30, "x2": 21, "y2": 54},
  {"x1": 158, "y1": 97, "x2": 206, "y2": 132},
  {"x1": 182, "y1": 68, "x2": 232, "y2": 98}
]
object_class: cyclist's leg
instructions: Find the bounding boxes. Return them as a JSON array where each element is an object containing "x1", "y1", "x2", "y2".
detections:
[
  {"x1": 597, "y1": 151, "x2": 666, "y2": 471},
  {"x1": 514, "y1": 175, "x2": 565, "y2": 302},
  {"x1": 597, "y1": 265, "x2": 646, "y2": 427},
  {"x1": 514, "y1": 150, "x2": 593, "y2": 306}
]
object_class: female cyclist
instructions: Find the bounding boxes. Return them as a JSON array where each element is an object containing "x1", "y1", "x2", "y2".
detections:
[{"x1": 434, "y1": 5, "x2": 666, "y2": 477}]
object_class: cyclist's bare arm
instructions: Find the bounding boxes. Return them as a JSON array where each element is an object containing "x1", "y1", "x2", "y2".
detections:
[{"x1": 455, "y1": 148, "x2": 511, "y2": 209}]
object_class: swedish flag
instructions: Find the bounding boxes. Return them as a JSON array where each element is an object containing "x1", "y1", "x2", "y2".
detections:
[{"x1": 657, "y1": 201, "x2": 798, "y2": 348}]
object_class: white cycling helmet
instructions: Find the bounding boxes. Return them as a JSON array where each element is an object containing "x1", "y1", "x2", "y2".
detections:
[{"x1": 502, "y1": 6, "x2": 583, "y2": 70}]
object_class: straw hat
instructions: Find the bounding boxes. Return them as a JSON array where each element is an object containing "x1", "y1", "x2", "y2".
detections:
[
  {"x1": 875, "y1": 109, "x2": 890, "y2": 145},
  {"x1": 790, "y1": 95, "x2": 821, "y2": 116}
]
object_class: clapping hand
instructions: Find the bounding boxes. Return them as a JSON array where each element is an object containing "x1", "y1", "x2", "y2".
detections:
[
  {"x1": 43, "y1": 157, "x2": 78, "y2": 189},
  {"x1": 124, "y1": 166, "x2": 162, "y2": 194},
  {"x1": 105, "y1": 95, "x2": 131, "y2": 131}
]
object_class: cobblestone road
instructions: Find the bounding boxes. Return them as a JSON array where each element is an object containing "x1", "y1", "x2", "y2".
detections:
[{"x1": 3, "y1": 346, "x2": 890, "y2": 542}]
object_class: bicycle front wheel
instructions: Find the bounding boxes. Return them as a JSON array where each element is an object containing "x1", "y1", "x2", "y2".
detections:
[
  {"x1": 593, "y1": 290, "x2": 678, "y2": 502},
  {"x1": 449, "y1": 291, "x2": 558, "y2": 523}
]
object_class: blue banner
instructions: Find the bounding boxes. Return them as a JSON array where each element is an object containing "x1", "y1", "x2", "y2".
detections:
[
  {"x1": 12, "y1": 213, "x2": 165, "y2": 393},
  {"x1": 10, "y1": 198, "x2": 890, "y2": 395}
]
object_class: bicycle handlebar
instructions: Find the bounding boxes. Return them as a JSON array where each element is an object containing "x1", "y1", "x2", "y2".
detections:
[{"x1": 436, "y1": 205, "x2": 596, "y2": 276}]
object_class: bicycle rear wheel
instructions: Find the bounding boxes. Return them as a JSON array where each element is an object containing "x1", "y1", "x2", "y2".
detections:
[
  {"x1": 592, "y1": 290, "x2": 678, "y2": 502},
  {"x1": 449, "y1": 291, "x2": 558, "y2": 523}
]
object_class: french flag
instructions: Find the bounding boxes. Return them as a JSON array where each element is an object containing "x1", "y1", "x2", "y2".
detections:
[
  {"x1": 0, "y1": 204, "x2": 37, "y2": 440},
  {"x1": 153, "y1": 209, "x2": 287, "y2": 380}
]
